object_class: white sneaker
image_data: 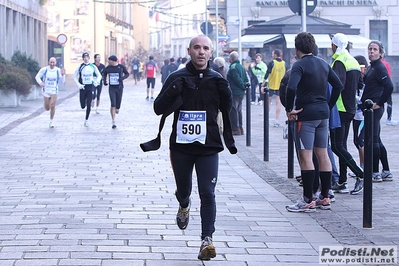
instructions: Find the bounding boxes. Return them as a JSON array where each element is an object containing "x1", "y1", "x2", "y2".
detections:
[
  {"x1": 286, "y1": 197, "x2": 316, "y2": 213},
  {"x1": 96, "y1": 109, "x2": 99, "y2": 114},
  {"x1": 84, "y1": 121, "x2": 89, "y2": 127},
  {"x1": 49, "y1": 121, "x2": 55, "y2": 128},
  {"x1": 386, "y1": 119, "x2": 398, "y2": 126}
]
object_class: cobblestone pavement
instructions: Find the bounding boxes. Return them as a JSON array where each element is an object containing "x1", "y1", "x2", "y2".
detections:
[{"x1": 0, "y1": 76, "x2": 397, "y2": 265}]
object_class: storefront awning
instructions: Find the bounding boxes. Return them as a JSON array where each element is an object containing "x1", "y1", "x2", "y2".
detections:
[
  {"x1": 346, "y1": 35, "x2": 371, "y2": 50},
  {"x1": 229, "y1": 34, "x2": 280, "y2": 49},
  {"x1": 284, "y1": 34, "x2": 332, "y2": 48}
]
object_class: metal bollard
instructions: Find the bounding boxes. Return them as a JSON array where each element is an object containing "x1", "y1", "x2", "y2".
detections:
[
  {"x1": 263, "y1": 87, "x2": 269, "y2": 161},
  {"x1": 287, "y1": 120, "x2": 295, "y2": 178},
  {"x1": 363, "y1": 99, "x2": 374, "y2": 229},
  {"x1": 246, "y1": 83, "x2": 251, "y2": 146}
]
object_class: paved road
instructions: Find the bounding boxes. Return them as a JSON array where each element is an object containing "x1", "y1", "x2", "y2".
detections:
[{"x1": 0, "y1": 76, "x2": 397, "y2": 265}]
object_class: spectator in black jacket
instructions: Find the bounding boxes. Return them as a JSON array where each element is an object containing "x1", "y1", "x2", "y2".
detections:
[
  {"x1": 167, "y1": 57, "x2": 178, "y2": 73},
  {"x1": 160, "y1": 58, "x2": 170, "y2": 85}
]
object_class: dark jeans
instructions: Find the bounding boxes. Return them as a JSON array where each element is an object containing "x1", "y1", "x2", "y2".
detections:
[
  {"x1": 80, "y1": 84, "x2": 94, "y2": 120},
  {"x1": 229, "y1": 94, "x2": 244, "y2": 131},
  {"x1": 330, "y1": 112, "x2": 363, "y2": 183},
  {"x1": 170, "y1": 149, "x2": 218, "y2": 239}
]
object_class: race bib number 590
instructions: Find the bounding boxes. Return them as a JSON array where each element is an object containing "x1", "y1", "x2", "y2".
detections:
[{"x1": 176, "y1": 111, "x2": 206, "y2": 144}]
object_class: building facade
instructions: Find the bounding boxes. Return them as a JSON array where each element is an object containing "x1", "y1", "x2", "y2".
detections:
[
  {"x1": 208, "y1": 0, "x2": 398, "y2": 56},
  {"x1": 149, "y1": 0, "x2": 207, "y2": 60},
  {"x1": 46, "y1": 0, "x2": 149, "y2": 74},
  {"x1": 0, "y1": 0, "x2": 47, "y2": 65},
  {"x1": 207, "y1": 0, "x2": 399, "y2": 90}
]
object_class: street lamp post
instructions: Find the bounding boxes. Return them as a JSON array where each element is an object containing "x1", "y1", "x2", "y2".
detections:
[
  {"x1": 301, "y1": 0, "x2": 306, "y2": 31},
  {"x1": 215, "y1": 0, "x2": 219, "y2": 57},
  {"x1": 238, "y1": 0, "x2": 242, "y2": 62}
]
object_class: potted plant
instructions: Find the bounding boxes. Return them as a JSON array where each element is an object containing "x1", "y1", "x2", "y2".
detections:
[
  {"x1": 11, "y1": 50, "x2": 41, "y2": 101},
  {"x1": 0, "y1": 55, "x2": 32, "y2": 107}
]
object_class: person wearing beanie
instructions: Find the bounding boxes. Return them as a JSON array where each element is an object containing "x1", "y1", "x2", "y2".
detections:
[
  {"x1": 329, "y1": 33, "x2": 365, "y2": 195},
  {"x1": 102, "y1": 55, "x2": 129, "y2": 129},
  {"x1": 73, "y1": 52, "x2": 102, "y2": 127}
]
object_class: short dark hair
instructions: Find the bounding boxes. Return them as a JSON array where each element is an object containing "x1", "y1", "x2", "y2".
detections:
[
  {"x1": 170, "y1": 57, "x2": 175, "y2": 63},
  {"x1": 295, "y1": 32, "x2": 316, "y2": 54},
  {"x1": 94, "y1": 54, "x2": 100, "y2": 59},
  {"x1": 181, "y1": 57, "x2": 188, "y2": 64},
  {"x1": 273, "y1": 49, "x2": 282, "y2": 57},
  {"x1": 354, "y1": 55, "x2": 368, "y2": 68},
  {"x1": 149, "y1": 55, "x2": 154, "y2": 60},
  {"x1": 164, "y1": 59, "x2": 170, "y2": 65}
]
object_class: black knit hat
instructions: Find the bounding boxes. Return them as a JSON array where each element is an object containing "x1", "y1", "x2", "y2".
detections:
[{"x1": 108, "y1": 55, "x2": 118, "y2": 61}]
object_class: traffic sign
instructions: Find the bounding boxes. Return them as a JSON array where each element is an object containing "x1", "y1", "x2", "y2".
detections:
[
  {"x1": 288, "y1": 0, "x2": 317, "y2": 15},
  {"x1": 56, "y1": 34, "x2": 68, "y2": 45},
  {"x1": 200, "y1": 22, "x2": 213, "y2": 35}
]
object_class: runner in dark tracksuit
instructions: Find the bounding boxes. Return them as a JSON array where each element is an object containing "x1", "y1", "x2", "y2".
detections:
[
  {"x1": 142, "y1": 35, "x2": 237, "y2": 261},
  {"x1": 73, "y1": 52, "x2": 102, "y2": 127},
  {"x1": 102, "y1": 55, "x2": 129, "y2": 129}
]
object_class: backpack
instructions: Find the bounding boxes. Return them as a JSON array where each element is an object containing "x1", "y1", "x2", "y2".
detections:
[
  {"x1": 78, "y1": 63, "x2": 96, "y2": 84},
  {"x1": 42, "y1": 67, "x2": 60, "y2": 86}
]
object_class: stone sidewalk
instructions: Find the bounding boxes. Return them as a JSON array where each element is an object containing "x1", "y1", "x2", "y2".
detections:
[{"x1": 0, "y1": 76, "x2": 397, "y2": 265}]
